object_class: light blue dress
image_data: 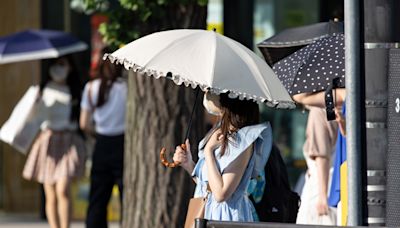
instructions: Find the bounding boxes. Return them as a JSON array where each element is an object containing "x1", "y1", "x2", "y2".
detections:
[{"x1": 191, "y1": 122, "x2": 273, "y2": 222}]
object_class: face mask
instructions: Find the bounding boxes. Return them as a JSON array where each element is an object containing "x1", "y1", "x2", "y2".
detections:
[
  {"x1": 49, "y1": 65, "x2": 68, "y2": 82},
  {"x1": 203, "y1": 93, "x2": 221, "y2": 116}
]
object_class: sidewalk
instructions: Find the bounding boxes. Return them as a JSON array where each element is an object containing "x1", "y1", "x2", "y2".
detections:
[
  {"x1": 0, "y1": 213, "x2": 120, "y2": 228},
  {"x1": 0, "y1": 221, "x2": 120, "y2": 228}
]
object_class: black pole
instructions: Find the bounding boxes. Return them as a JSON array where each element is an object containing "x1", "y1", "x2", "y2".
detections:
[
  {"x1": 223, "y1": 0, "x2": 254, "y2": 49},
  {"x1": 319, "y1": 0, "x2": 344, "y2": 22}
]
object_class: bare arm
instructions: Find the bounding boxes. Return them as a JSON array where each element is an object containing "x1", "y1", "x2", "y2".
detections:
[
  {"x1": 315, "y1": 156, "x2": 330, "y2": 215},
  {"x1": 205, "y1": 146, "x2": 252, "y2": 202},
  {"x1": 79, "y1": 109, "x2": 94, "y2": 134},
  {"x1": 335, "y1": 109, "x2": 346, "y2": 136},
  {"x1": 293, "y1": 88, "x2": 346, "y2": 108}
]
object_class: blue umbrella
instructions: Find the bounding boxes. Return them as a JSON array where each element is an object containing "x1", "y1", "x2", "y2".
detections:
[{"x1": 0, "y1": 29, "x2": 88, "y2": 64}]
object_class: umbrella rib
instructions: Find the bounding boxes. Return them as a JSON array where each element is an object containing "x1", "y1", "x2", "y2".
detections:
[
  {"x1": 208, "y1": 32, "x2": 218, "y2": 88},
  {"x1": 30, "y1": 30, "x2": 58, "y2": 56}
]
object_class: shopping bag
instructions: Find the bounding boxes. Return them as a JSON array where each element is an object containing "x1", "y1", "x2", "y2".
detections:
[{"x1": 0, "y1": 86, "x2": 41, "y2": 154}]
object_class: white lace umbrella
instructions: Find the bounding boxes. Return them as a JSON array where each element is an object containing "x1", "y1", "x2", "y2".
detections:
[{"x1": 104, "y1": 29, "x2": 295, "y2": 109}]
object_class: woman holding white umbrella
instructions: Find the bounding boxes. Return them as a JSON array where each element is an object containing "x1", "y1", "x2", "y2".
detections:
[
  {"x1": 173, "y1": 91, "x2": 273, "y2": 222},
  {"x1": 104, "y1": 29, "x2": 295, "y2": 225}
]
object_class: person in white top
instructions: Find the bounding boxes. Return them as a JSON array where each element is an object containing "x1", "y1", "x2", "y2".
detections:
[
  {"x1": 80, "y1": 47, "x2": 127, "y2": 228},
  {"x1": 22, "y1": 56, "x2": 86, "y2": 228},
  {"x1": 296, "y1": 107, "x2": 338, "y2": 225}
]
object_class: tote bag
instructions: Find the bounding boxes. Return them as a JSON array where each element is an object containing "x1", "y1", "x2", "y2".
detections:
[{"x1": 0, "y1": 86, "x2": 41, "y2": 154}]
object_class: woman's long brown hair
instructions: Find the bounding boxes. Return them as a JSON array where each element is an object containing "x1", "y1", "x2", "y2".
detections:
[
  {"x1": 95, "y1": 47, "x2": 123, "y2": 108},
  {"x1": 218, "y1": 93, "x2": 260, "y2": 156}
]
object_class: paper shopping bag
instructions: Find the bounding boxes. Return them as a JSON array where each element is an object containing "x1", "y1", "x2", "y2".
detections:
[{"x1": 0, "y1": 86, "x2": 41, "y2": 154}]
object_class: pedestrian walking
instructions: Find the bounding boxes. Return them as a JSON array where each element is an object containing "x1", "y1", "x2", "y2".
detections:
[
  {"x1": 22, "y1": 55, "x2": 86, "y2": 228},
  {"x1": 80, "y1": 47, "x2": 127, "y2": 228},
  {"x1": 173, "y1": 92, "x2": 273, "y2": 222}
]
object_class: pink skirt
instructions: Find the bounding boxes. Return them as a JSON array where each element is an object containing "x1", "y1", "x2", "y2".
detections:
[{"x1": 22, "y1": 129, "x2": 86, "y2": 184}]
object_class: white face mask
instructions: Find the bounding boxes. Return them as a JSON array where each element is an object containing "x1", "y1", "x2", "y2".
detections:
[
  {"x1": 49, "y1": 65, "x2": 68, "y2": 82},
  {"x1": 203, "y1": 93, "x2": 222, "y2": 116}
]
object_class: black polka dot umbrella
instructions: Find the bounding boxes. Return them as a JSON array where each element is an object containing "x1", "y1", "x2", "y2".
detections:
[
  {"x1": 272, "y1": 33, "x2": 345, "y2": 95},
  {"x1": 258, "y1": 21, "x2": 343, "y2": 66}
]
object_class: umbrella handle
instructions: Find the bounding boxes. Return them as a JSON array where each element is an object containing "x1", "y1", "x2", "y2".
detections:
[{"x1": 160, "y1": 144, "x2": 187, "y2": 168}]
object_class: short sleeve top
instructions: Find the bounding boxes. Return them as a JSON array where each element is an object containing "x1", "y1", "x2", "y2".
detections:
[
  {"x1": 192, "y1": 122, "x2": 273, "y2": 197},
  {"x1": 35, "y1": 82, "x2": 78, "y2": 131},
  {"x1": 303, "y1": 107, "x2": 338, "y2": 160},
  {"x1": 81, "y1": 78, "x2": 127, "y2": 136},
  {"x1": 190, "y1": 122, "x2": 273, "y2": 222}
]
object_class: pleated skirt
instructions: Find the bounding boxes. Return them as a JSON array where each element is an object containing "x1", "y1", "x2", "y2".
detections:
[{"x1": 23, "y1": 129, "x2": 86, "y2": 184}]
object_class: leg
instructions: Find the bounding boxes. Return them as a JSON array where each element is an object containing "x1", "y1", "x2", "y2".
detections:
[
  {"x1": 55, "y1": 177, "x2": 71, "y2": 228},
  {"x1": 43, "y1": 183, "x2": 59, "y2": 228},
  {"x1": 86, "y1": 167, "x2": 114, "y2": 228}
]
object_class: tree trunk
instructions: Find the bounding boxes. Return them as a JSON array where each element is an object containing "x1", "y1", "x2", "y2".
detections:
[{"x1": 123, "y1": 4, "x2": 207, "y2": 228}]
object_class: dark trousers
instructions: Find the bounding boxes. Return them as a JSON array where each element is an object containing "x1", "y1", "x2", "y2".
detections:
[{"x1": 86, "y1": 134, "x2": 124, "y2": 228}]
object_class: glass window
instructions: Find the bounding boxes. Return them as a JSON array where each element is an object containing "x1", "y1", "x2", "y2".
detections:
[
  {"x1": 255, "y1": 0, "x2": 320, "y2": 186},
  {"x1": 253, "y1": 0, "x2": 275, "y2": 52},
  {"x1": 207, "y1": 0, "x2": 223, "y2": 33}
]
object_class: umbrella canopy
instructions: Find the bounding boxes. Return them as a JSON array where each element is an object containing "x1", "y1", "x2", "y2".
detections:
[
  {"x1": 104, "y1": 29, "x2": 295, "y2": 109},
  {"x1": 272, "y1": 33, "x2": 345, "y2": 95},
  {"x1": 258, "y1": 21, "x2": 343, "y2": 65},
  {"x1": 0, "y1": 29, "x2": 88, "y2": 64}
]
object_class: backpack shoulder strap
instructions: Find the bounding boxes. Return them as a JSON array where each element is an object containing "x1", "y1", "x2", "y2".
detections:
[{"x1": 87, "y1": 81, "x2": 95, "y2": 112}]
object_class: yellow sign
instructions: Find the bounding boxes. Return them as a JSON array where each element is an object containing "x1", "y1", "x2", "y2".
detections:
[
  {"x1": 71, "y1": 178, "x2": 121, "y2": 221},
  {"x1": 207, "y1": 23, "x2": 223, "y2": 34},
  {"x1": 340, "y1": 161, "x2": 348, "y2": 225}
]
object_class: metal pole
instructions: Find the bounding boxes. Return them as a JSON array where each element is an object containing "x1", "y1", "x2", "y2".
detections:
[{"x1": 345, "y1": 0, "x2": 364, "y2": 225}]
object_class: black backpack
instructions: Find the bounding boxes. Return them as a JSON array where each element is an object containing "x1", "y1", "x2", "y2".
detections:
[{"x1": 251, "y1": 144, "x2": 301, "y2": 223}]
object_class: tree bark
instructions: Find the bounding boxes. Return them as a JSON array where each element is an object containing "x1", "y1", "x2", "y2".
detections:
[{"x1": 123, "y1": 4, "x2": 207, "y2": 228}]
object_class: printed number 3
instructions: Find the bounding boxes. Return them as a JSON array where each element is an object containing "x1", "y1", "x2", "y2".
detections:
[{"x1": 396, "y1": 98, "x2": 400, "y2": 113}]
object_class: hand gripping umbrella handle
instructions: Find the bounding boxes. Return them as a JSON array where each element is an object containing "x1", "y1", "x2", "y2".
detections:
[{"x1": 160, "y1": 144, "x2": 186, "y2": 168}]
